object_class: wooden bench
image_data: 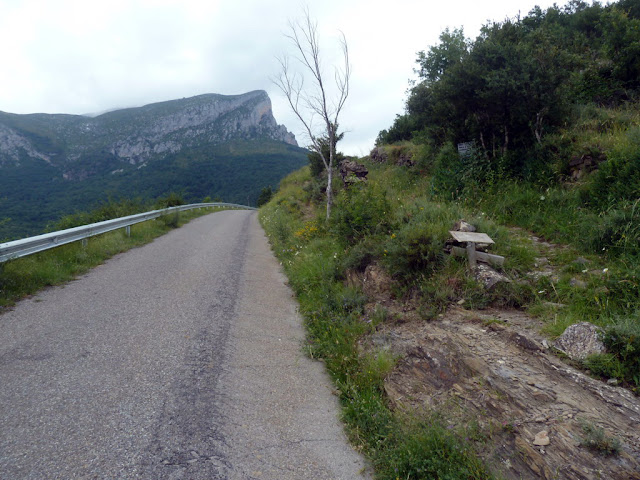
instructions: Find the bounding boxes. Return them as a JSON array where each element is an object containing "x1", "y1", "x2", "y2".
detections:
[{"x1": 448, "y1": 231, "x2": 505, "y2": 268}]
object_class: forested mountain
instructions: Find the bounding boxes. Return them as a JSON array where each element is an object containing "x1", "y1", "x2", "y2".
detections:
[
  {"x1": 379, "y1": 0, "x2": 640, "y2": 196},
  {"x1": 0, "y1": 91, "x2": 308, "y2": 240}
]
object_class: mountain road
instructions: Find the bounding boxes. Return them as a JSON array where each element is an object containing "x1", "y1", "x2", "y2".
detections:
[{"x1": 0, "y1": 210, "x2": 370, "y2": 479}]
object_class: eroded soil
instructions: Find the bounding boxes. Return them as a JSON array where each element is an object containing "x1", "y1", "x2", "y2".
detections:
[{"x1": 355, "y1": 232, "x2": 640, "y2": 479}]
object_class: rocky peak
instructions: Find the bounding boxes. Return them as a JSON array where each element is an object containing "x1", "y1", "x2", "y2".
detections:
[{"x1": 0, "y1": 91, "x2": 298, "y2": 170}]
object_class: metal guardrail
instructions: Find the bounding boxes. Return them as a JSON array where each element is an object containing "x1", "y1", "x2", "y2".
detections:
[{"x1": 0, "y1": 202, "x2": 255, "y2": 263}]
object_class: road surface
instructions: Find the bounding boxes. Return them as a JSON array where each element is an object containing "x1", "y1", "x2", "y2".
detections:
[{"x1": 0, "y1": 210, "x2": 369, "y2": 479}]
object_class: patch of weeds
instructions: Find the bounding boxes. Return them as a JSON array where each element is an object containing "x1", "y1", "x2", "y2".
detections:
[
  {"x1": 584, "y1": 353, "x2": 626, "y2": 382},
  {"x1": 578, "y1": 419, "x2": 622, "y2": 456},
  {"x1": 369, "y1": 305, "x2": 389, "y2": 328},
  {"x1": 330, "y1": 182, "x2": 394, "y2": 244},
  {"x1": 159, "y1": 211, "x2": 180, "y2": 229},
  {"x1": 338, "y1": 286, "x2": 367, "y2": 315},
  {"x1": 482, "y1": 318, "x2": 507, "y2": 327},
  {"x1": 487, "y1": 280, "x2": 536, "y2": 309},
  {"x1": 541, "y1": 312, "x2": 581, "y2": 338},
  {"x1": 379, "y1": 415, "x2": 494, "y2": 480},
  {"x1": 360, "y1": 350, "x2": 397, "y2": 386},
  {"x1": 501, "y1": 419, "x2": 516, "y2": 435},
  {"x1": 597, "y1": 314, "x2": 640, "y2": 389},
  {"x1": 341, "y1": 235, "x2": 383, "y2": 272}
]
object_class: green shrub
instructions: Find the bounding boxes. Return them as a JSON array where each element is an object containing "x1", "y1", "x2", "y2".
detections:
[
  {"x1": 580, "y1": 126, "x2": 640, "y2": 211},
  {"x1": 601, "y1": 315, "x2": 640, "y2": 388},
  {"x1": 381, "y1": 222, "x2": 446, "y2": 282},
  {"x1": 156, "y1": 192, "x2": 185, "y2": 208},
  {"x1": 380, "y1": 418, "x2": 493, "y2": 480},
  {"x1": 341, "y1": 236, "x2": 382, "y2": 272},
  {"x1": 331, "y1": 183, "x2": 393, "y2": 243},
  {"x1": 584, "y1": 353, "x2": 626, "y2": 381},
  {"x1": 430, "y1": 143, "x2": 465, "y2": 199},
  {"x1": 578, "y1": 419, "x2": 622, "y2": 456}
]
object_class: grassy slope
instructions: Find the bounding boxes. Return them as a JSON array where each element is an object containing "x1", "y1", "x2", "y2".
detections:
[{"x1": 259, "y1": 111, "x2": 639, "y2": 476}]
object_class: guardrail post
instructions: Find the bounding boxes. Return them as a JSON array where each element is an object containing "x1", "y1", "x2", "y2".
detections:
[
  {"x1": 82, "y1": 239, "x2": 88, "y2": 248},
  {"x1": 125, "y1": 226, "x2": 131, "y2": 237}
]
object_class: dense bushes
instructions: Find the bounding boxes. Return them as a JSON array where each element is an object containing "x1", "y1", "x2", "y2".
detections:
[
  {"x1": 49, "y1": 198, "x2": 149, "y2": 231},
  {"x1": 330, "y1": 183, "x2": 393, "y2": 243}
]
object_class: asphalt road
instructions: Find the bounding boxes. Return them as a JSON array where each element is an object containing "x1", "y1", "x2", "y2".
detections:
[{"x1": 0, "y1": 210, "x2": 369, "y2": 479}]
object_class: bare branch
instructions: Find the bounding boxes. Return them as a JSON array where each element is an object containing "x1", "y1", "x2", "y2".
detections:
[{"x1": 272, "y1": 8, "x2": 350, "y2": 219}]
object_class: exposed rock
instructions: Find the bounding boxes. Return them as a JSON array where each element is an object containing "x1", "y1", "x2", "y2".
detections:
[
  {"x1": 369, "y1": 146, "x2": 388, "y2": 163},
  {"x1": 474, "y1": 264, "x2": 511, "y2": 289},
  {"x1": 535, "y1": 257, "x2": 550, "y2": 267},
  {"x1": 570, "y1": 278, "x2": 588, "y2": 289},
  {"x1": 554, "y1": 322, "x2": 605, "y2": 360},
  {"x1": 339, "y1": 160, "x2": 368, "y2": 185},
  {"x1": 569, "y1": 151, "x2": 606, "y2": 180},
  {"x1": 395, "y1": 152, "x2": 415, "y2": 167},
  {"x1": 0, "y1": 90, "x2": 298, "y2": 169},
  {"x1": 508, "y1": 332, "x2": 543, "y2": 352},
  {"x1": 453, "y1": 220, "x2": 476, "y2": 232},
  {"x1": 363, "y1": 306, "x2": 640, "y2": 480},
  {"x1": 534, "y1": 430, "x2": 551, "y2": 446},
  {"x1": 362, "y1": 264, "x2": 393, "y2": 301}
]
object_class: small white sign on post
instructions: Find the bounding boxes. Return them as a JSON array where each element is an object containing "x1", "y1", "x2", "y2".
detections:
[{"x1": 457, "y1": 142, "x2": 474, "y2": 156}]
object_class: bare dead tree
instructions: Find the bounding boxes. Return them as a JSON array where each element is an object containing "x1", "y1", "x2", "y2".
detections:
[{"x1": 273, "y1": 8, "x2": 351, "y2": 220}]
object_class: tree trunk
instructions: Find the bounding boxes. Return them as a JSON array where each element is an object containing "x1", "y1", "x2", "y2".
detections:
[
  {"x1": 503, "y1": 125, "x2": 509, "y2": 156},
  {"x1": 326, "y1": 129, "x2": 335, "y2": 221},
  {"x1": 534, "y1": 111, "x2": 544, "y2": 145},
  {"x1": 479, "y1": 130, "x2": 486, "y2": 152},
  {"x1": 326, "y1": 167, "x2": 333, "y2": 220}
]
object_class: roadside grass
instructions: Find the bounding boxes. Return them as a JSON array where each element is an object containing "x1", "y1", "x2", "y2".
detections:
[
  {"x1": 260, "y1": 136, "x2": 640, "y2": 475},
  {"x1": 0, "y1": 207, "x2": 223, "y2": 308},
  {"x1": 261, "y1": 168, "x2": 497, "y2": 479}
]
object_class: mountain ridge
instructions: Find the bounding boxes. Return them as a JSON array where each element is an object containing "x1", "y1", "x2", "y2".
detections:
[
  {"x1": 0, "y1": 91, "x2": 307, "y2": 240},
  {"x1": 0, "y1": 90, "x2": 298, "y2": 173}
]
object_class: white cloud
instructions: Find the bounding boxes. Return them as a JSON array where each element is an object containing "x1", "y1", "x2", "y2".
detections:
[{"x1": 0, "y1": 0, "x2": 564, "y2": 154}]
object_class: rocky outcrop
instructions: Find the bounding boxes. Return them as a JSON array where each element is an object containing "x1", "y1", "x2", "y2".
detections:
[
  {"x1": 366, "y1": 307, "x2": 640, "y2": 480},
  {"x1": 0, "y1": 123, "x2": 52, "y2": 165},
  {"x1": 0, "y1": 90, "x2": 298, "y2": 170},
  {"x1": 339, "y1": 160, "x2": 368, "y2": 185},
  {"x1": 554, "y1": 322, "x2": 606, "y2": 360}
]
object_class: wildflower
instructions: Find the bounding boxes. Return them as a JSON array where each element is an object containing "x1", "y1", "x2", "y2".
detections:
[
  {"x1": 603, "y1": 268, "x2": 609, "y2": 273},
  {"x1": 540, "y1": 195, "x2": 546, "y2": 201},
  {"x1": 391, "y1": 233, "x2": 396, "y2": 239}
]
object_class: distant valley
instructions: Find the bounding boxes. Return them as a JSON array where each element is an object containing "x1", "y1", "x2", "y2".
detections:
[{"x1": 0, "y1": 90, "x2": 308, "y2": 240}]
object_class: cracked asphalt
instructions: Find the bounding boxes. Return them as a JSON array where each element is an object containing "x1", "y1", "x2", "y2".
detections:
[{"x1": 0, "y1": 210, "x2": 370, "y2": 479}]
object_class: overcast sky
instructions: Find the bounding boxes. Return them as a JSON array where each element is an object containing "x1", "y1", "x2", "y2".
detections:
[{"x1": 0, "y1": 0, "x2": 567, "y2": 155}]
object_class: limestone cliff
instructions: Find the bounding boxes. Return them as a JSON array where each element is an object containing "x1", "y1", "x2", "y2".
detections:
[{"x1": 0, "y1": 90, "x2": 298, "y2": 174}]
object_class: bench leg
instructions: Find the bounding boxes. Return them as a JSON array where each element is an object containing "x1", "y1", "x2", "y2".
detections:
[{"x1": 466, "y1": 242, "x2": 477, "y2": 269}]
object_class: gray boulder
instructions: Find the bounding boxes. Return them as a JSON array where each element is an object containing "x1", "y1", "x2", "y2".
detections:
[{"x1": 554, "y1": 322, "x2": 605, "y2": 360}]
